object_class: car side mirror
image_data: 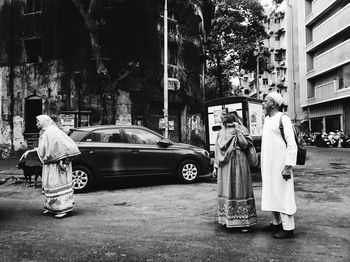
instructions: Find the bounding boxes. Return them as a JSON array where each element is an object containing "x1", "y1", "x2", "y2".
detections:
[{"x1": 157, "y1": 139, "x2": 172, "y2": 147}]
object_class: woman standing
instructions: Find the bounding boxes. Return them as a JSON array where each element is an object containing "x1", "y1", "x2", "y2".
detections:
[
  {"x1": 21, "y1": 115, "x2": 80, "y2": 218},
  {"x1": 212, "y1": 111, "x2": 257, "y2": 229}
]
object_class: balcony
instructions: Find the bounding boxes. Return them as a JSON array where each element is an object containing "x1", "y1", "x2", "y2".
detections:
[
  {"x1": 305, "y1": 0, "x2": 337, "y2": 25},
  {"x1": 307, "y1": 39, "x2": 350, "y2": 79},
  {"x1": 308, "y1": 4, "x2": 350, "y2": 51}
]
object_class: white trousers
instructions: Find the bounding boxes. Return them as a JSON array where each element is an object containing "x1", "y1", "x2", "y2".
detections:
[{"x1": 271, "y1": 211, "x2": 295, "y2": 231}]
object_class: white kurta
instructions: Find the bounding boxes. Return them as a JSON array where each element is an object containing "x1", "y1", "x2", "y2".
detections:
[{"x1": 261, "y1": 112, "x2": 297, "y2": 215}]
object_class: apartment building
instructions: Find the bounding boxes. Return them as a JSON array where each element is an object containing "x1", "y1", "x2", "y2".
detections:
[
  {"x1": 240, "y1": 0, "x2": 303, "y2": 124},
  {"x1": 298, "y1": 0, "x2": 350, "y2": 134}
]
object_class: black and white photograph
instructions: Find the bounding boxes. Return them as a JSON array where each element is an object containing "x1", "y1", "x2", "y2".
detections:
[{"x1": 0, "y1": 0, "x2": 349, "y2": 261}]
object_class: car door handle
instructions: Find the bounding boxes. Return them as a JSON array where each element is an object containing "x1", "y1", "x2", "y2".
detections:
[
  {"x1": 130, "y1": 149, "x2": 140, "y2": 153},
  {"x1": 88, "y1": 150, "x2": 94, "y2": 154}
]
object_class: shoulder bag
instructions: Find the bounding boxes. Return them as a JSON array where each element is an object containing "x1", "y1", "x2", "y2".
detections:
[{"x1": 279, "y1": 115, "x2": 307, "y2": 165}]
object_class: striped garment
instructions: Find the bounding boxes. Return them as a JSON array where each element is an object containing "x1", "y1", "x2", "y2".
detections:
[{"x1": 42, "y1": 162, "x2": 74, "y2": 215}]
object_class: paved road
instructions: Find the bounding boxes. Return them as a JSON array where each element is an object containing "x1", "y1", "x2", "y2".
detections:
[{"x1": 0, "y1": 146, "x2": 349, "y2": 262}]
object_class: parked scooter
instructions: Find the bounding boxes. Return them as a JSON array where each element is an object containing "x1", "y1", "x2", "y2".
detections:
[
  {"x1": 341, "y1": 135, "x2": 350, "y2": 148},
  {"x1": 315, "y1": 132, "x2": 331, "y2": 147},
  {"x1": 304, "y1": 133, "x2": 316, "y2": 146}
]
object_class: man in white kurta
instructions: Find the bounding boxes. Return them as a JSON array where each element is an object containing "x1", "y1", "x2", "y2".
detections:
[{"x1": 261, "y1": 91, "x2": 297, "y2": 239}]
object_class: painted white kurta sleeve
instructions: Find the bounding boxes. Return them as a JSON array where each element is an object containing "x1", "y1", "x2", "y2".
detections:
[{"x1": 282, "y1": 115, "x2": 297, "y2": 166}]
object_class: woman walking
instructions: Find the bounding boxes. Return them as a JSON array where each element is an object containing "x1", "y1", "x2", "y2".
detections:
[
  {"x1": 212, "y1": 110, "x2": 257, "y2": 229},
  {"x1": 21, "y1": 115, "x2": 80, "y2": 218}
]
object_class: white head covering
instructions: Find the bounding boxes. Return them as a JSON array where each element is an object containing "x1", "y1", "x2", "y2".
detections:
[
  {"x1": 36, "y1": 115, "x2": 80, "y2": 164},
  {"x1": 36, "y1": 115, "x2": 54, "y2": 129},
  {"x1": 266, "y1": 91, "x2": 284, "y2": 106}
]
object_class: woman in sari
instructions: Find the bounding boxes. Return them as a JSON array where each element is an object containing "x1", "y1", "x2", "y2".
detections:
[
  {"x1": 212, "y1": 110, "x2": 257, "y2": 229},
  {"x1": 21, "y1": 115, "x2": 80, "y2": 218}
]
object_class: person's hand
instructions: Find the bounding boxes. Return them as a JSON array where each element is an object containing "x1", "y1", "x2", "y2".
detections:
[
  {"x1": 282, "y1": 165, "x2": 292, "y2": 181},
  {"x1": 212, "y1": 168, "x2": 217, "y2": 178},
  {"x1": 19, "y1": 151, "x2": 30, "y2": 161},
  {"x1": 58, "y1": 160, "x2": 67, "y2": 172}
]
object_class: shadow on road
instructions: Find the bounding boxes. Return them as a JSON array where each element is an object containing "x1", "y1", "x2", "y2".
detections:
[{"x1": 89, "y1": 175, "x2": 217, "y2": 192}]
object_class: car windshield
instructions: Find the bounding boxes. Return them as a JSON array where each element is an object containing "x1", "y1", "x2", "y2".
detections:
[{"x1": 69, "y1": 130, "x2": 89, "y2": 142}]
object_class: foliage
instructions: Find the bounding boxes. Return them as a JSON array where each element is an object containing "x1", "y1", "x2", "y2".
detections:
[{"x1": 206, "y1": 0, "x2": 266, "y2": 99}]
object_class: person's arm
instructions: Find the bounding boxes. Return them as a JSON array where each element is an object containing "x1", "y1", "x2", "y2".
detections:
[
  {"x1": 19, "y1": 148, "x2": 38, "y2": 161},
  {"x1": 281, "y1": 115, "x2": 297, "y2": 180}
]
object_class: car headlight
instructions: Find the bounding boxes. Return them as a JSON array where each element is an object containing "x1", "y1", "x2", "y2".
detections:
[{"x1": 194, "y1": 148, "x2": 210, "y2": 158}]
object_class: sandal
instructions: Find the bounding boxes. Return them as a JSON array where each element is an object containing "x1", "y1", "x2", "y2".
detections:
[{"x1": 54, "y1": 213, "x2": 67, "y2": 219}]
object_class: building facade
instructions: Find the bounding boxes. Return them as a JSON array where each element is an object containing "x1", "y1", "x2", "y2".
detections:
[
  {"x1": 297, "y1": 0, "x2": 350, "y2": 134},
  {"x1": 240, "y1": 0, "x2": 304, "y2": 125},
  {"x1": 0, "y1": 0, "x2": 211, "y2": 156}
]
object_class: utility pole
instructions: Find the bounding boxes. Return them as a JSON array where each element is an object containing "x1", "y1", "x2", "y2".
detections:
[
  {"x1": 256, "y1": 55, "x2": 260, "y2": 100},
  {"x1": 163, "y1": 0, "x2": 169, "y2": 138},
  {"x1": 9, "y1": 0, "x2": 15, "y2": 152},
  {"x1": 254, "y1": 42, "x2": 265, "y2": 100}
]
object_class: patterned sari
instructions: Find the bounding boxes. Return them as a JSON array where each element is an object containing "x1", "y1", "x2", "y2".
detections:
[
  {"x1": 36, "y1": 115, "x2": 80, "y2": 215},
  {"x1": 214, "y1": 123, "x2": 257, "y2": 228}
]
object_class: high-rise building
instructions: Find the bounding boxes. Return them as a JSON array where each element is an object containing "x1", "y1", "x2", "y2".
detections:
[
  {"x1": 297, "y1": 0, "x2": 350, "y2": 134},
  {"x1": 240, "y1": 0, "x2": 302, "y2": 124}
]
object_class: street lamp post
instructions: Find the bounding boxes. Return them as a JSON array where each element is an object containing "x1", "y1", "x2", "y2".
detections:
[
  {"x1": 256, "y1": 55, "x2": 260, "y2": 100},
  {"x1": 254, "y1": 43, "x2": 264, "y2": 100},
  {"x1": 163, "y1": 0, "x2": 169, "y2": 138}
]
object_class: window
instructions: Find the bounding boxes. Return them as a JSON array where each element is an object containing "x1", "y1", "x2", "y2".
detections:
[
  {"x1": 275, "y1": 35, "x2": 280, "y2": 41},
  {"x1": 124, "y1": 128, "x2": 161, "y2": 145},
  {"x1": 263, "y1": 78, "x2": 268, "y2": 85},
  {"x1": 24, "y1": 0, "x2": 41, "y2": 14},
  {"x1": 84, "y1": 129, "x2": 122, "y2": 143},
  {"x1": 24, "y1": 38, "x2": 42, "y2": 63}
]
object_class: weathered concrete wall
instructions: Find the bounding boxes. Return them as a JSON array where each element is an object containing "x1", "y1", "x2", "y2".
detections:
[{"x1": 0, "y1": 61, "x2": 64, "y2": 157}]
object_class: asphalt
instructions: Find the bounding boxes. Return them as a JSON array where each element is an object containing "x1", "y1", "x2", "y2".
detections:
[{"x1": 0, "y1": 146, "x2": 349, "y2": 262}]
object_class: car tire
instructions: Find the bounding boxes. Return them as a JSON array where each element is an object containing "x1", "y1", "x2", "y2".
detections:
[
  {"x1": 177, "y1": 159, "x2": 200, "y2": 183},
  {"x1": 72, "y1": 165, "x2": 93, "y2": 193}
]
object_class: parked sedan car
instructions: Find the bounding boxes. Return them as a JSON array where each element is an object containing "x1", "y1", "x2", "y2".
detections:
[{"x1": 69, "y1": 125, "x2": 210, "y2": 193}]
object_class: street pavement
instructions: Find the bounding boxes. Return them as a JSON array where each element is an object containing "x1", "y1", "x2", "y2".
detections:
[{"x1": 0, "y1": 146, "x2": 350, "y2": 262}]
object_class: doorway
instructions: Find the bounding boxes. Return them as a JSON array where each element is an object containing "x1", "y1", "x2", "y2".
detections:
[{"x1": 24, "y1": 95, "x2": 42, "y2": 134}]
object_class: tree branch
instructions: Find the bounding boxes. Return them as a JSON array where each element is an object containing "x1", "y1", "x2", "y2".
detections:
[
  {"x1": 88, "y1": 0, "x2": 97, "y2": 19},
  {"x1": 71, "y1": 0, "x2": 108, "y2": 76}
]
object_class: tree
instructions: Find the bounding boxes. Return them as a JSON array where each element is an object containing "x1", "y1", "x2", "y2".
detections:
[
  {"x1": 206, "y1": 0, "x2": 266, "y2": 99},
  {"x1": 70, "y1": 0, "x2": 160, "y2": 124}
]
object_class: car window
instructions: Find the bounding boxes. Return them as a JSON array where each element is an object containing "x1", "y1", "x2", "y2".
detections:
[
  {"x1": 124, "y1": 128, "x2": 161, "y2": 145},
  {"x1": 69, "y1": 130, "x2": 89, "y2": 142},
  {"x1": 83, "y1": 129, "x2": 122, "y2": 143}
]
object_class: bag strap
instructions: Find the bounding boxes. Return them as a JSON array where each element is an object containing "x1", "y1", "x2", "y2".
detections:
[{"x1": 279, "y1": 114, "x2": 299, "y2": 146}]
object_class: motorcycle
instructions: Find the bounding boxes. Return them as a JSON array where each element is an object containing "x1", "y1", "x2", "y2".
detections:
[
  {"x1": 304, "y1": 133, "x2": 316, "y2": 146},
  {"x1": 341, "y1": 135, "x2": 350, "y2": 148},
  {"x1": 314, "y1": 132, "x2": 331, "y2": 147}
]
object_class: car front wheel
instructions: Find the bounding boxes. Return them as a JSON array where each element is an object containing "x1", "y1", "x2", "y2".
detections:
[
  {"x1": 72, "y1": 165, "x2": 93, "y2": 193},
  {"x1": 177, "y1": 160, "x2": 200, "y2": 183}
]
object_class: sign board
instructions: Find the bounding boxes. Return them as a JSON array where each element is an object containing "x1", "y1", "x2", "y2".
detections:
[
  {"x1": 59, "y1": 114, "x2": 75, "y2": 133},
  {"x1": 248, "y1": 102, "x2": 264, "y2": 137},
  {"x1": 162, "y1": 78, "x2": 180, "y2": 91},
  {"x1": 207, "y1": 104, "x2": 243, "y2": 152},
  {"x1": 159, "y1": 118, "x2": 174, "y2": 130}
]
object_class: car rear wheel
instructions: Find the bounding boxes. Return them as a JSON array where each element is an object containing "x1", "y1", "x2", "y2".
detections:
[
  {"x1": 177, "y1": 160, "x2": 200, "y2": 183},
  {"x1": 72, "y1": 165, "x2": 93, "y2": 193}
]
